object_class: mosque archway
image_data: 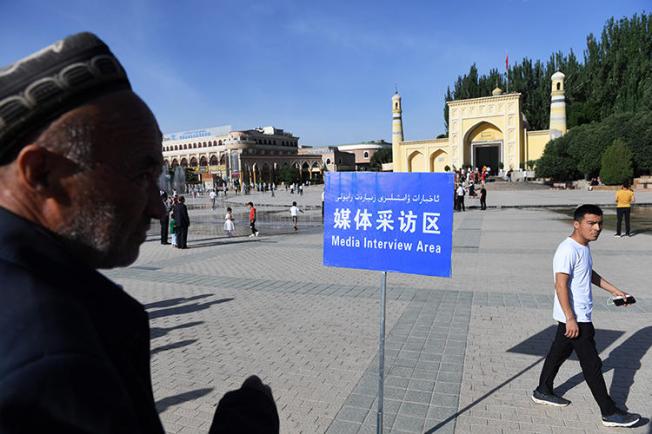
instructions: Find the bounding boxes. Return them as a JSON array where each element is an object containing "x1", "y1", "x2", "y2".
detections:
[
  {"x1": 429, "y1": 149, "x2": 449, "y2": 172},
  {"x1": 463, "y1": 121, "x2": 503, "y2": 169},
  {"x1": 180, "y1": 158, "x2": 188, "y2": 168},
  {"x1": 407, "y1": 151, "x2": 426, "y2": 172}
]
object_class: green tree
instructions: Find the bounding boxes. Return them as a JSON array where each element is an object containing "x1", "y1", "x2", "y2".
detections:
[
  {"x1": 370, "y1": 148, "x2": 392, "y2": 170},
  {"x1": 600, "y1": 139, "x2": 633, "y2": 185},
  {"x1": 535, "y1": 137, "x2": 581, "y2": 181},
  {"x1": 278, "y1": 166, "x2": 299, "y2": 185}
]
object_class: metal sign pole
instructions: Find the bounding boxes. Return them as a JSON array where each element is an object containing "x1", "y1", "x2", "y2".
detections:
[{"x1": 377, "y1": 271, "x2": 387, "y2": 434}]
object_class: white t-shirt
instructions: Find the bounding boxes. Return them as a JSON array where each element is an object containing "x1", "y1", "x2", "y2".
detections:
[
  {"x1": 456, "y1": 186, "x2": 465, "y2": 197},
  {"x1": 209, "y1": 191, "x2": 216, "y2": 199},
  {"x1": 290, "y1": 206, "x2": 299, "y2": 217},
  {"x1": 552, "y1": 237, "x2": 593, "y2": 323}
]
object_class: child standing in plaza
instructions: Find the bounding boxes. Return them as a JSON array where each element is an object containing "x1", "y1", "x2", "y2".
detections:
[{"x1": 224, "y1": 207, "x2": 235, "y2": 237}]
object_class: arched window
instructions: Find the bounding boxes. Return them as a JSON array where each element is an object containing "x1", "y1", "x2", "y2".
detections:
[
  {"x1": 190, "y1": 157, "x2": 198, "y2": 167},
  {"x1": 180, "y1": 158, "x2": 188, "y2": 168},
  {"x1": 557, "y1": 83, "x2": 561, "y2": 91},
  {"x1": 395, "y1": 103, "x2": 398, "y2": 110},
  {"x1": 363, "y1": 151, "x2": 369, "y2": 158},
  {"x1": 209, "y1": 155, "x2": 218, "y2": 165},
  {"x1": 326, "y1": 158, "x2": 331, "y2": 165},
  {"x1": 218, "y1": 140, "x2": 223, "y2": 146}
]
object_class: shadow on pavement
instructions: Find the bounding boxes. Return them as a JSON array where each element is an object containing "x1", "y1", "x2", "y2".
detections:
[
  {"x1": 150, "y1": 321, "x2": 204, "y2": 339},
  {"x1": 151, "y1": 339, "x2": 197, "y2": 356},
  {"x1": 155, "y1": 387, "x2": 214, "y2": 413},
  {"x1": 148, "y1": 298, "x2": 234, "y2": 320},
  {"x1": 425, "y1": 325, "x2": 626, "y2": 434},
  {"x1": 555, "y1": 326, "x2": 652, "y2": 410},
  {"x1": 144, "y1": 294, "x2": 214, "y2": 310}
]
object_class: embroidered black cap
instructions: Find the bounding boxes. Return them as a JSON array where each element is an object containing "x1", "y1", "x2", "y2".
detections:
[{"x1": 0, "y1": 32, "x2": 131, "y2": 162}]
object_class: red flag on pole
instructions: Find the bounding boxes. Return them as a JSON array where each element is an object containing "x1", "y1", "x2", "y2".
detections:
[{"x1": 505, "y1": 53, "x2": 509, "y2": 72}]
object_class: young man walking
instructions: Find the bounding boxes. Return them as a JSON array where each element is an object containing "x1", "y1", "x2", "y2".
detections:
[{"x1": 532, "y1": 205, "x2": 640, "y2": 427}]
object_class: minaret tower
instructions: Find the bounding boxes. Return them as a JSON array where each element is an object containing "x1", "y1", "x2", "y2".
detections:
[
  {"x1": 392, "y1": 91, "x2": 404, "y2": 170},
  {"x1": 549, "y1": 71, "x2": 567, "y2": 139}
]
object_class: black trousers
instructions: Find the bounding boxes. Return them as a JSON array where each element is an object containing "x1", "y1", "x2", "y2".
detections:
[
  {"x1": 250, "y1": 219, "x2": 258, "y2": 235},
  {"x1": 480, "y1": 197, "x2": 486, "y2": 210},
  {"x1": 176, "y1": 226, "x2": 188, "y2": 248},
  {"x1": 537, "y1": 322, "x2": 617, "y2": 416},
  {"x1": 616, "y1": 207, "x2": 631, "y2": 235},
  {"x1": 456, "y1": 196, "x2": 465, "y2": 211},
  {"x1": 160, "y1": 217, "x2": 169, "y2": 243}
]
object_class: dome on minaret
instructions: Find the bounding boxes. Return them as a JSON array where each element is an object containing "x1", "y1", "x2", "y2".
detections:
[
  {"x1": 392, "y1": 91, "x2": 401, "y2": 100},
  {"x1": 492, "y1": 87, "x2": 503, "y2": 96},
  {"x1": 551, "y1": 71, "x2": 565, "y2": 80}
]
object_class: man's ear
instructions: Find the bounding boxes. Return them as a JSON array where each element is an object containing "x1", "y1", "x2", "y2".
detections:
[{"x1": 15, "y1": 145, "x2": 51, "y2": 192}]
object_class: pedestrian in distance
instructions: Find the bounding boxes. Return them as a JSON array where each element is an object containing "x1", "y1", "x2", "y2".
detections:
[
  {"x1": 456, "y1": 183, "x2": 465, "y2": 212},
  {"x1": 209, "y1": 189, "x2": 217, "y2": 210},
  {"x1": 614, "y1": 180, "x2": 635, "y2": 237},
  {"x1": 248, "y1": 201, "x2": 260, "y2": 237},
  {"x1": 223, "y1": 207, "x2": 235, "y2": 237},
  {"x1": 531, "y1": 204, "x2": 640, "y2": 428},
  {"x1": 173, "y1": 195, "x2": 190, "y2": 248},
  {"x1": 160, "y1": 192, "x2": 170, "y2": 244},
  {"x1": 480, "y1": 185, "x2": 487, "y2": 210},
  {"x1": 0, "y1": 32, "x2": 278, "y2": 434},
  {"x1": 290, "y1": 201, "x2": 304, "y2": 231}
]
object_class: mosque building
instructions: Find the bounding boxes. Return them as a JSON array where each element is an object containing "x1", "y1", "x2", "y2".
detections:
[{"x1": 391, "y1": 71, "x2": 567, "y2": 173}]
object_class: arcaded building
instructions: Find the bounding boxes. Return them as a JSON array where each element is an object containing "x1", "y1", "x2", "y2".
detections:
[{"x1": 162, "y1": 125, "x2": 323, "y2": 186}]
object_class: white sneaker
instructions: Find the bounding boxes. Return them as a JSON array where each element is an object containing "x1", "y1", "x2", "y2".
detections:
[
  {"x1": 255, "y1": 231, "x2": 260, "y2": 237},
  {"x1": 249, "y1": 234, "x2": 255, "y2": 238}
]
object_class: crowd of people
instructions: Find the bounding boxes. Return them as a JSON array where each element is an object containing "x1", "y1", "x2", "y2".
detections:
[{"x1": 453, "y1": 166, "x2": 490, "y2": 211}]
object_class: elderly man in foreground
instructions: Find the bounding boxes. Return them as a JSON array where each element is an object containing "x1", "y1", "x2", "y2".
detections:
[{"x1": 0, "y1": 33, "x2": 277, "y2": 433}]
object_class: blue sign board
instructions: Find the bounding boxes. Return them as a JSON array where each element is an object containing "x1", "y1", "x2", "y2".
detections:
[{"x1": 323, "y1": 172, "x2": 454, "y2": 277}]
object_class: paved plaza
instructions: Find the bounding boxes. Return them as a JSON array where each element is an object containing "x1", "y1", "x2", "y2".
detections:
[{"x1": 104, "y1": 188, "x2": 651, "y2": 433}]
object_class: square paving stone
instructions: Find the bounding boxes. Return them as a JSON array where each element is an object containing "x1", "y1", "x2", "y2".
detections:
[
  {"x1": 391, "y1": 414, "x2": 425, "y2": 433},
  {"x1": 384, "y1": 386, "x2": 407, "y2": 400},
  {"x1": 344, "y1": 393, "x2": 375, "y2": 410},
  {"x1": 326, "y1": 420, "x2": 361, "y2": 434},
  {"x1": 427, "y1": 405, "x2": 456, "y2": 421},
  {"x1": 437, "y1": 371, "x2": 463, "y2": 382},
  {"x1": 336, "y1": 406, "x2": 368, "y2": 424},
  {"x1": 386, "y1": 376, "x2": 410, "y2": 388},
  {"x1": 389, "y1": 366, "x2": 414, "y2": 378},
  {"x1": 408, "y1": 379, "x2": 435, "y2": 392},
  {"x1": 404, "y1": 389, "x2": 431, "y2": 404},
  {"x1": 434, "y1": 382, "x2": 461, "y2": 395},
  {"x1": 431, "y1": 392, "x2": 459, "y2": 408},
  {"x1": 399, "y1": 401, "x2": 429, "y2": 418}
]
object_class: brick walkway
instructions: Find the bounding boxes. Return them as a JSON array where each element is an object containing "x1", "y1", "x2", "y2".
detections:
[{"x1": 104, "y1": 207, "x2": 651, "y2": 433}]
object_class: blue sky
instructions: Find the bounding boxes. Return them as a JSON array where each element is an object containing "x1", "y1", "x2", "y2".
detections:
[{"x1": 0, "y1": 0, "x2": 648, "y2": 145}]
